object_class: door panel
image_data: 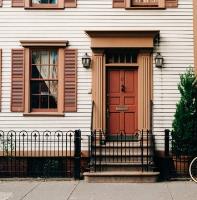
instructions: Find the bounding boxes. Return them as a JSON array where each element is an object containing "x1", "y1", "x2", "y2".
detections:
[
  {"x1": 109, "y1": 113, "x2": 120, "y2": 134},
  {"x1": 125, "y1": 112, "x2": 135, "y2": 134},
  {"x1": 107, "y1": 69, "x2": 138, "y2": 135}
]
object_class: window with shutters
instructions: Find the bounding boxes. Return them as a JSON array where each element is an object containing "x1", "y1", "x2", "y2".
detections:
[
  {"x1": 11, "y1": 0, "x2": 77, "y2": 9},
  {"x1": 30, "y1": 49, "x2": 58, "y2": 112},
  {"x1": 25, "y1": 0, "x2": 64, "y2": 8},
  {"x1": 11, "y1": 41, "x2": 77, "y2": 115},
  {"x1": 126, "y1": 0, "x2": 165, "y2": 8},
  {"x1": 113, "y1": 0, "x2": 178, "y2": 9}
]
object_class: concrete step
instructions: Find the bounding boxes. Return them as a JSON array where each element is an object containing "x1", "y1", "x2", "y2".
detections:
[
  {"x1": 92, "y1": 154, "x2": 153, "y2": 161},
  {"x1": 92, "y1": 149, "x2": 153, "y2": 156},
  {"x1": 91, "y1": 162, "x2": 155, "y2": 172},
  {"x1": 83, "y1": 171, "x2": 160, "y2": 183}
]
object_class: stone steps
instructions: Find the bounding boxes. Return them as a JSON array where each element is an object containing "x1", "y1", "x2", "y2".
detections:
[
  {"x1": 84, "y1": 134, "x2": 159, "y2": 183},
  {"x1": 91, "y1": 162, "x2": 155, "y2": 172},
  {"x1": 92, "y1": 149, "x2": 153, "y2": 156},
  {"x1": 84, "y1": 171, "x2": 160, "y2": 183}
]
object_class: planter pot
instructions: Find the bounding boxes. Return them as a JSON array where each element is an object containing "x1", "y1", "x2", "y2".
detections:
[{"x1": 172, "y1": 155, "x2": 192, "y2": 176}]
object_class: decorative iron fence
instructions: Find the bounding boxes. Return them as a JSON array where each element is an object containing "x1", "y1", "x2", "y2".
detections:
[
  {"x1": 89, "y1": 130, "x2": 155, "y2": 172},
  {"x1": 162, "y1": 129, "x2": 195, "y2": 179},
  {"x1": 0, "y1": 130, "x2": 86, "y2": 179},
  {"x1": 0, "y1": 129, "x2": 194, "y2": 180}
]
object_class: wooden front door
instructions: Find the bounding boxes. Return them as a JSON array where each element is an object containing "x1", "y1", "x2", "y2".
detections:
[{"x1": 107, "y1": 69, "x2": 138, "y2": 135}]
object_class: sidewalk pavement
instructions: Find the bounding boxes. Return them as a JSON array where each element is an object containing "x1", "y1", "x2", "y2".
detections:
[{"x1": 0, "y1": 180, "x2": 196, "y2": 200}]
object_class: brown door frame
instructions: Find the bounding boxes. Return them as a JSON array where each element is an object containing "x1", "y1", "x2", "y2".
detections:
[{"x1": 92, "y1": 49, "x2": 153, "y2": 132}]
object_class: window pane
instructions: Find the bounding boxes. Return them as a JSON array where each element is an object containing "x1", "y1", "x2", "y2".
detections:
[
  {"x1": 50, "y1": 50, "x2": 58, "y2": 65},
  {"x1": 32, "y1": 51, "x2": 40, "y2": 65},
  {"x1": 49, "y1": 81, "x2": 58, "y2": 97},
  {"x1": 31, "y1": 95, "x2": 39, "y2": 109},
  {"x1": 40, "y1": 65, "x2": 49, "y2": 79},
  {"x1": 50, "y1": 65, "x2": 57, "y2": 79},
  {"x1": 40, "y1": 95, "x2": 48, "y2": 109},
  {"x1": 41, "y1": 51, "x2": 49, "y2": 65},
  {"x1": 32, "y1": 65, "x2": 41, "y2": 78},
  {"x1": 31, "y1": 81, "x2": 40, "y2": 94},
  {"x1": 40, "y1": 81, "x2": 49, "y2": 95},
  {"x1": 32, "y1": 0, "x2": 57, "y2": 4},
  {"x1": 49, "y1": 81, "x2": 58, "y2": 108},
  {"x1": 49, "y1": 0, "x2": 57, "y2": 4}
]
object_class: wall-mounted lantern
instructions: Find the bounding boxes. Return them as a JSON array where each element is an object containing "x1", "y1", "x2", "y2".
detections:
[
  {"x1": 155, "y1": 52, "x2": 164, "y2": 68},
  {"x1": 82, "y1": 53, "x2": 91, "y2": 69}
]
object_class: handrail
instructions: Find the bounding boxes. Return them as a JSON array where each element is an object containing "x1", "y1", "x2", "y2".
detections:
[{"x1": 91, "y1": 100, "x2": 95, "y2": 131}]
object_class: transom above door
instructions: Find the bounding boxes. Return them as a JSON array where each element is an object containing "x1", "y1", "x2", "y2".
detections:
[{"x1": 107, "y1": 69, "x2": 138, "y2": 135}]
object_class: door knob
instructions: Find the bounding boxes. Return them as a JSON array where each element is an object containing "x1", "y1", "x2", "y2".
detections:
[{"x1": 121, "y1": 84, "x2": 125, "y2": 92}]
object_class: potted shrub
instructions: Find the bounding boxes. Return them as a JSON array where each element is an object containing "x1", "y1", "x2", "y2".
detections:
[{"x1": 172, "y1": 68, "x2": 197, "y2": 175}]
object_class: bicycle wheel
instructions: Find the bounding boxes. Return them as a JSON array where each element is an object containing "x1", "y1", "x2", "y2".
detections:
[{"x1": 189, "y1": 157, "x2": 197, "y2": 183}]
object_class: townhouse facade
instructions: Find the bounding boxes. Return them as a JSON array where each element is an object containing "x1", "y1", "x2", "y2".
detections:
[{"x1": 0, "y1": 0, "x2": 196, "y2": 181}]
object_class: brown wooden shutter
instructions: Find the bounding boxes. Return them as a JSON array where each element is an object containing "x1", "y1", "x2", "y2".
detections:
[
  {"x1": 11, "y1": 49, "x2": 24, "y2": 112},
  {"x1": 113, "y1": 0, "x2": 125, "y2": 8},
  {"x1": 64, "y1": 49, "x2": 77, "y2": 112},
  {"x1": 0, "y1": 49, "x2": 2, "y2": 111},
  {"x1": 165, "y1": 0, "x2": 178, "y2": 8},
  {"x1": 12, "y1": 0, "x2": 24, "y2": 7},
  {"x1": 65, "y1": 0, "x2": 76, "y2": 8}
]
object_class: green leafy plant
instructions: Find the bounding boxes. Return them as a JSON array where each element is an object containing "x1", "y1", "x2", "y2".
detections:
[{"x1": 172, "y1": 67, "x2": 197, "y2": 156}]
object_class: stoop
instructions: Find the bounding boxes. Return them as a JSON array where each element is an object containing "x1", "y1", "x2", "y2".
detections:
[{"x1": 83, "y1": 171, "x2": 160, "y2": 183}]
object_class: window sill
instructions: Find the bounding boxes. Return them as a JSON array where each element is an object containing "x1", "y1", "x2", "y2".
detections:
[{"x1": 23, "y1": 112, "x2": 65, "y2": 117}]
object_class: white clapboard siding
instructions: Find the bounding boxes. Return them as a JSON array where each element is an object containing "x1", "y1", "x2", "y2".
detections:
[{"x1": 0, "y1": 0, "x2": 194, "y2": 140}]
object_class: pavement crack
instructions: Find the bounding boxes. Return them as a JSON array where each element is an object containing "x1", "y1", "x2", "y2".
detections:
[
  {"x1": 166, "y1": 183, "x2": 175, "y2": 200},
  {"x1": 19, "y1": 182, "x2": 42, "y2": 200},
  {"x1": 66, "y1": 181, "x2": 80, "y2": 200}
]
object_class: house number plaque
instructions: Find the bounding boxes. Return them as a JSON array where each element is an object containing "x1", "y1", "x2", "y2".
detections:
[{"x1": 116, "y1": 105, "x2": 128, "y2": 111}]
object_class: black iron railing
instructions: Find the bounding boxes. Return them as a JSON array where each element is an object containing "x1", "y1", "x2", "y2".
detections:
[
  {"x1": 0, "y1": 129, "x2": 194, "y2": 180},
  {"x1": 0, "y1": 130, "x2": 83, "y2": 179},
  {"x1": 89, "y1": 130, "x2": 155, "y2": 172},
  {"x1": 90, "y1": 100, "x2": 95, "y2": 131}
]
